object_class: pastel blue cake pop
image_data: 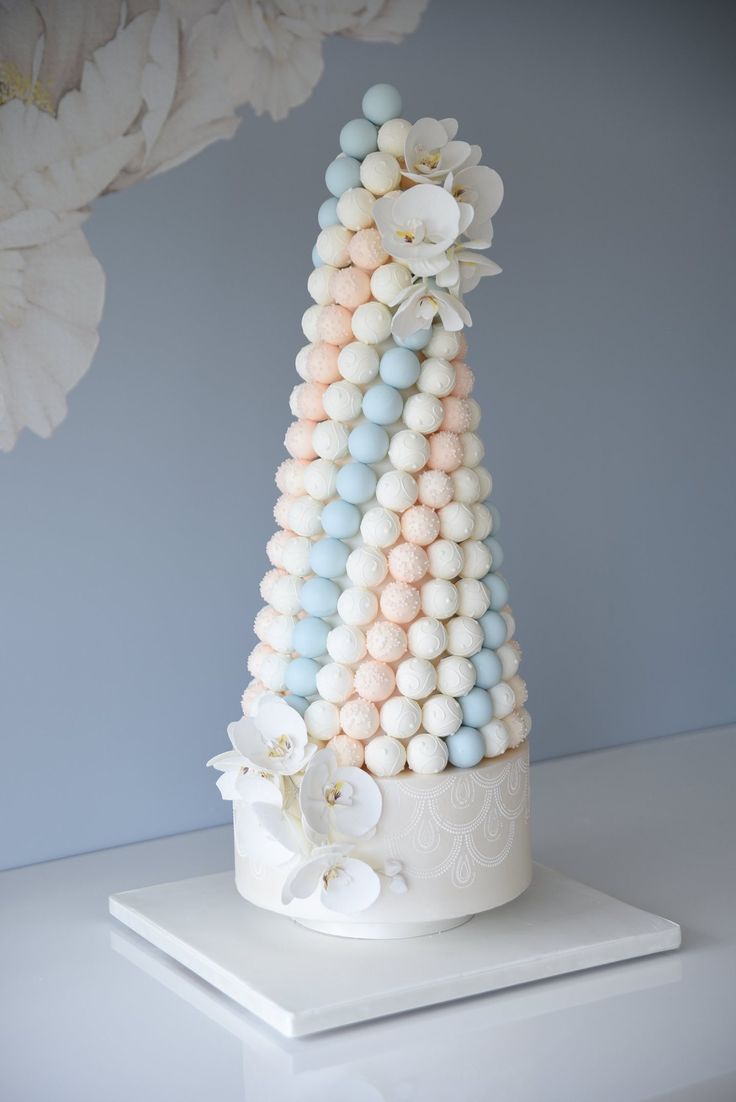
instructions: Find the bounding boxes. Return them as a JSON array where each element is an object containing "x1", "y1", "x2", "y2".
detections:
[
  {"x1": 318, "y1": 197, "x2": 339, "y2": 229},
  {"x1": 311, "y1": 244, "x2": 323, "y2": 268},
  {"x1": 309, "y1": 537, "x2": 350, "y2": 578},
  {"x1": 379, "y1": 346, "x2": 420, "y2": 388},
  {"x1": 488, "y1": 504, "x2": 501, "y2": 534},
  {"x1": 321, "y1": 499, "x2": 361, "y2": 538},
  {"x1": 459, "y1": 687, "x2": 494, "y2": 728},
  {"x1": 446, "y1": 726, "x2": 486, "y2": 768},
  {"x1": 485, "y1": 537, "x2": 504, "y2": 570},
  {"x1": 362, "y1": 383, "x2": 403, "y2": 425},
  {"x1": 292, "y1": 617, "x2": 330, "y2": 659},
  {"x1": 284, "y1": 695, "x2": 309, "y2": 716},
  {"x1": 325, "y1": 156, "x2": 361, "y2": 197},
  {"x1": 470, "y1": 648, "x2": 503, "y2": 689},
  {"x1": 340, "y1": 118, "x2": 378, "y2": 160},
  {"x1": 285, "y1": 657, "x2": 320, "y2": 697},
  {"x1": 348, "y1": 422, "x2": 390, "y2": 464},
  {"x1": 482, "y1": 573, "x2": 509, "y2": 612},
  {"x1": 361, "y1": 83, "x2": 402, "y2": 126},
  {"x1": 335, "y1": 461, "x2": 377, "y2": 504},
  {"x1": 480, "y1": 610, "x2": 508, "y2": 649},
  {"x1": 394, "y1": 327, "x2": 431, "y2": 351},
  {"x1": 301, "y1": 577, "x2": 341, "y2": 618}
]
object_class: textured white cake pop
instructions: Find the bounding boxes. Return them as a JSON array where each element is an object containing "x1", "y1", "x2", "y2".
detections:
[
  {"x1": 504, "y1": 708, "x2": 532, "y2": 748},
  {"x1": 352, "y1": 302, "x2": 393, "y2": 344},
  {"x1": 336, "y1": 187, "x2": 375, "y2": 230},
  {"x1": 403, "y1": 393, "x2": 444, "y2": 434},
  {"x1": 451, "y1": 467, "x2": 481, "y2": 504},
  {"x1": 258, "y1": 651, "x2": 290, "y2": 692},
  {"x1": 422, "y1": 694, "x2": 463, "y2": 737},
  {"x1": 376, "y1": 470, "x2": 418, "y2": 513},
  {"x1": 426, "y1": 539, "x2": 464, "y2": 580},
  {"x1": 326, "y1": 624, "x2": 367, "y2": 665},
  {"x1": 508, "y1": 674, "x2": 528, "y2": 706},
  {"x1": 380, "y1": 695, "x2": 422, "y2": 740},
  {"x1": 288, "y1": 497, "x2": 323, "y2": 537},
  {"x1": 497, "y1": 641, "x2": 521, "y2": 679},
  {"x1": 407, "y1": 616, "x2": 447, "y2": 660},
  {"x1": 360, "y1": 506, "x2": 401, "y2": 548},
  {"x1": 461, "y1": 432, "x2": 484, "y2": 468},
  {"x1": 295, "y1": 344, "x2": 313, "y2": 382},
  {"x1": 421, "y1": 578, "x2": 459, "y2": 620},
  {"x1": 406, "y1": 733, "x2": 449, "y2": 775},
  {"x1": 360, "y1": 151, "x2": 401, "y2": 195},
  {"x1": 395, "y1": 657, "x2": 437, "y2": 700},
  {"x1": 303, "y1": 458, "x2": 338, "y2": 501},
  {"x1": 269, "y1": 574, "x2": 304, "y2": 615},
  {"x1": 337, "y1": 586, "x2": 378, "y2": 626},
  {"x1": 425, "y1": 328, "x2": 460, "y2": 360},
  {"x1": 389, "y1": 430, "x2": 430, "y2": 472},
  {"x1": 438, "y1": 502, "x2": 475, "y2": 542},
  {"x1": 417, "y1": 358, "x2": 456, "y2": 397},
  {"x1": 377, "y1": 117, "x2": 411, "y2": 157},
  {"x1": 316, "y1": 224, "x2": 353, "y2": 267},
  {"x1": 305, "y1": 699, "x2": 340, "y2": 741},
  {"x1": 490, "y1": 681, "x2": 516, "y2": 719},
  {"x1": 265, "y1": 614, "x2": 297, "y2": 653},
  {"x1": 501, "y1": 606, "x2": 516, "y2": 640},
  {"x1": 323, "y1": 381, "x2": 363, "y2": 422},
  {"x1": 316, "y1": 662, "x2": 354, "y2": 704},
  {"x1": 446, "y1": 615, "x2": 485, "y2": 657},
  {"x1": 364, "y1": 735, "x2": 406, "y2": 777},
  {"x1": 470, "y1": 503, "x2": 493, "y2": 539},
  {"x1": 370, "y1": 262, "x2": 413, "y2": 305},
  {"x1": 301, "y1": 304, "x2": 323, "y2": 343},
  {"x1": 475, "y1": 467, "x2": 493, "y2": 499},
  {"x1": 312, "y1": 420, "x2": 349, "y2": 460},
  {"x1": 456, "y1": 578, "x2": 491, "y2": 618},
  {"x1": 338, "y1": 341, "x2": 379, "y2": 384},
  {"x1": 480, "y1": 719, "x2": 509, "y2": 758},
  {"x1": 281, "y1": 536, "x2": 312, "y2": 577},
  {"x1": 436, "y1": 655, "x2": 476, "y2": 697},
  {"x1": 307, "y1": 265, "x2": 337, "y2": 305},
  {"x1": 346, "y1": 545, "x2": 389, "y2": 588},
  {"x1": 460, "y1": 540, "x2": 493, "y2": 579}
]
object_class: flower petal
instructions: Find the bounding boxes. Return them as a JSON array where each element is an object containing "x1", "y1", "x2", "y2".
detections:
[{"x1": 320, "y1": 858, "x2": 381, "y2": 915}]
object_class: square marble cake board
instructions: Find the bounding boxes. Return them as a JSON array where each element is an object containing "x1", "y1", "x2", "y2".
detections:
[{"x1": 109, "y1": 863, "x2": 680, "y2": 1038}]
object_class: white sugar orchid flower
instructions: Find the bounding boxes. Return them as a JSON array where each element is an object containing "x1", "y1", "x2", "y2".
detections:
[
  {"x1": 373, "y1": 184, "x2": 471, "y2": 277},
  {"x1": 403, "y1": 117, "x2": 472, "y2": 183},
  {"x1": 281, "y1": 844, "x2": 381, "y2": 915},
  {"x1": 435, "y1": 248, "x2": 502, "y2": 297},
  {"x1": 299, "y1": 747, "x2": 382, "y2": 843},
  {"x1": 391, "y1": 279, "x2": 472, "y2": 341},
  {"x1": 226, "y1": 693, "x2": 316, "y2": 776},
  {"x1": 445, "y1": 165, "x2": 504, "y2": 242}
]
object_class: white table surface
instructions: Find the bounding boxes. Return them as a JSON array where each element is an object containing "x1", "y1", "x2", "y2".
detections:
[{"x1": 2, "y1": 726, "x2": 734, "y2": 1102}]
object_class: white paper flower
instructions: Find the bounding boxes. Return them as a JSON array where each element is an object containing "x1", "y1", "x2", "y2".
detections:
[
  {"x1": 299, "y1": 747, "x2": 382, "y2": 843},
  {"x1": 391, "y1": 280, "x2": 472, "y2": 340},
  {"x1": 281, "y1": 844, "x2": 381, "y2": 914},
  {"x1": 403, "y1": 117, "x2": 471, "y2": 184},
  {"x1": 373, "y1": 184, "x2": 470, "y2": 277},
  {"x1": 445, "y1": 164, "x2": 504, "y2": 243},
  {"x1": 227, "y1": 693, "x2": 316, "y2": 776}
]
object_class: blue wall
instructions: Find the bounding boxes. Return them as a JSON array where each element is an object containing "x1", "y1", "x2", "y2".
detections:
[{"x1": 2, "y1": 0, "x2": 735, "y2": 868}]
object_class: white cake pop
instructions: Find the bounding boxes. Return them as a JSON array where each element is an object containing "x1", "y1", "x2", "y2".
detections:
[
  {"x1": 265, "y1": 614, "x2": 297, "y2": 653},
  {"x1": 456, "y1": 578, "x2": 491, "y2": 618},
  {"x1": 336, "y1": 187, "x2": 375, "y2": 230},
  {"x1": 380, "y1": 695, "x2": 422, "y2": 740},
  {"x1": 417, "y1": 357, "x2": 456, "y2": 397},
  {"x1": 323, "y1": 381, "x2": 363, "y2": 422},
  {"x1": 337, "y1": 586, "x2": 378, "y2": 626},
  {"x1": 451, "y1": 467, "x2": 481, "y2": 504},
  {"x1": 389, "y1": 430, "x2": 430, "y2": 473},
  {"x1": 316, "y1": 224, "x2": 353, "y2": 267},
  {"x1": 466, "y1": 398, "x2": 482, "y2": 431},
  {"x1": 305, "y1": 699, "x2": 340, "y2": 741},
  {"x1": 346, "y1": 545, "x2": 388, "y2": 588},
  {"x1": 461, "y1": 432, "x2": 484, "y2": 468},
  {"x1": 288, "y1": 497, "x2": 323, "y2": 537},
  {"x1": 377, "y1": 117, "x2": 411, "y2": 157},
  {"x1": 281, "y1": 536, "x2": 311, "y2": 577},
  {"x1": 360, "y1": 506, "x2": 401, "y2": 549},
  {"x1": 301, "y1": 304, "x2": 323, "y2": 343},
  {"x1": 438, "y1": 502, "x2": 475, "y2": 542},
  {"x1": 360, "y1": 151, "x2": 401, "y2": 195},
  {"x1": 445, "y1": 615, "x2": 485, "y2": 657},
  {"x1": 316, "y1": 662, "x2": 354, "y2": 704},
  {"x1": 312, "y1": 420, "x2": 349, "y2": 460},
  {"x1": 407, "y1": 616, "x2": 447, "y2": 660},
  {"x1": 303, "y1": 458, "x2": 338, "y2": 501},
  {"x1": 480, "y1": 719, "x2": 509, "y2": 758},
  {"x1": 421, "y1": 578, "x2": 459, "y2": 620},
  {"x1": 425, "y1": 328, "x2": 460, "y2": 360},
  {"x1": 508, "y1": 674, "x2": 528, "y2": 707},
  {"x1": 497, "y1": 641, "x2": 521, "y2": 679},
  {"x1": 258, "y1": 651, "x2": 290, "y2": 692},
  {"x1": 501, "y1": 606, "x2": 516, "y2": 640},
  {"x1": 269, "y1": 574, "x2": 304, "y2": 615},
  {"x1": 364, "y1": 734, "x2": 406, "y2": 777},
  {"x1": 307, "y1": 265, "x2": 336, "y2": 305},
  {"x1": 352, "y1": 302, "x2": 393, "y2": 344},
  {"x1": 426, "y1": 539, "x2": 464, "y2": 580},
  {"x1": 490, "y1": 681, "x2": 516, "y2": 719},
  {"x1": 504, "y1": 708, "x2": 532, "y2": 748},
  {"x1": 475, "y1": 467, "x2": 493, "y2": 499},
  {"x1": 338, "y1": 341, "x2": 380, "y2": 385},
  {"x1": 326, "y1": 624, "x2": 367, "y2": 666},
  {"x1": 470, "y1": 503, "x2": 492, "y2": 539},
  {"x1": 395, "y1": 657, "x2": 437, "y2": 700},
  {"x1": 403, "y1": 393, "x2": 444, "y2": 434},
  {"x1": 461, "y1": 540, "x2": 492, "y2": 579},
  {"x1": 436, "y1": 655, "x2": 476, "y2": 696},
  {"x1": 370, "y1": 262, "x2": 413, "y2": 305},
  {"x1": 376, "y1": 470, "x2": 418, "y2": 513},
  {"x1": 422, "y1": 694, "x2": 463, "y2": 738},
  {"x1": 406, "y1": 733, "x2": 449, "y2": 775},
  {"x1": 295, "y1": 344, "x2": 313, "y2": 382}
]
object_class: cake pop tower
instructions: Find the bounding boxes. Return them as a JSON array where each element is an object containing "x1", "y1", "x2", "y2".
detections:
[{"x1": 247, "y1": 84, "x2": 530, "y2": 778}]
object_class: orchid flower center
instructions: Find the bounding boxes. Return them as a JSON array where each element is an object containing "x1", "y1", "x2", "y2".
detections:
[
  {"x1": 267, "y1": 733, "x2": 293, "y2": 759},
  {"x1": 321, "y1": 864, "x2": 346, "y2": 889},
  {"x1": 324, "y1": 779, "x2": 353, "y2": 806},
  {"x1": 395, "y1": 217, "x2": 425, "y2": 246},
  {"x1": 414, "y1": 147, "x2": 441, "y2": 173}
]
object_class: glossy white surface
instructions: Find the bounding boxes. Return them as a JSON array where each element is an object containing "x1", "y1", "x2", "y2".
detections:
[
  {"x1": 2, "y1": 728, "x2": 735, "y2": 1099},
  {"x1": 110, "y1": 865, "x2": 679, "y2": 1036}
]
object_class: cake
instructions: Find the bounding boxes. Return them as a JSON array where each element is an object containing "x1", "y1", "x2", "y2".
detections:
[{"x1": 209, "y1": 84, "x2": 532, "y2": 938}]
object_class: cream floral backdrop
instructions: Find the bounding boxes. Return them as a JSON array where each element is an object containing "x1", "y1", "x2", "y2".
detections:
[{"x1": 0, "y1": 0, "x2": 426, "y2": 453}]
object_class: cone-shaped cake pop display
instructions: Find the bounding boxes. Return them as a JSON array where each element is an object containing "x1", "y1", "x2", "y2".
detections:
[{"x1": 209, "y1": 85, "x2": 532, "y2": 938}]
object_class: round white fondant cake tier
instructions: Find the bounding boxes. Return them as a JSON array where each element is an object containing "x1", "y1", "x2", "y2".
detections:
[{"x1": 234, "y1": 742, "x2": 531, "y2": 939}]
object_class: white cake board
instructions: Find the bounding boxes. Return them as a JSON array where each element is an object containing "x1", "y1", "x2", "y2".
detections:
[{"x1": 109, "y1": 864, "x2": 680, "y2": 1038}]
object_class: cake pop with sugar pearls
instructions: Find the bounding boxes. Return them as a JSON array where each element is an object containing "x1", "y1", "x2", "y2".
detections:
[
  {"x1": 417, "y1": 469, "x2": 454, "y2": 509},
  {"x1": 366, "y1": 620, "x2": 407, "y2": 662},
  {"x1": 328, "y1": 735, "x2": 365, "y2": 767},
  {"x1": 401, "y1": 505, "x2": 440, "y2": 546},
  {"x1": 330, "y1": 266, "x2": 371, "y2": 309},
  {"x1": 380, "y1": 581, "x2": 421, "y2": 624},
  {"x1": 276, "y1": 458, "x2": 307, "y2": 496},
  {"x1": 427, "y1": 430, "x2": 464, "y2": 472},
  {"x1": 388, "y1": 542, "x2": 429, "y2": 583},
  {"x1": 340, "y1": 698, "x2": 379, "y2": 741},
  {"x1": 281, "y1": 535, "x2": 312, "y2": 577},
  {"x1": 349, "y1": 228, "x2": 388, "y2": 270},
  {"x1": 354, "y1": 660, "x2": 396, "y2": 702}
]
